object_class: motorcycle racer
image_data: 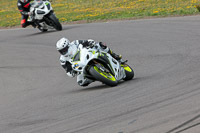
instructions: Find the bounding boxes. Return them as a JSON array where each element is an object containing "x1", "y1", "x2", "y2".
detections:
[
  {"x1": 56, "y1": 37, "x2": 122, "y2": 86},
  {"x1": 17, "y1": 0, "x2": 36, "y2": 28}
]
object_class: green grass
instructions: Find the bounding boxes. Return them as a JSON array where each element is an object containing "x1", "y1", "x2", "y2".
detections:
[{"x1": 0, "y1": 0, "x2": 199, "y2": 27}]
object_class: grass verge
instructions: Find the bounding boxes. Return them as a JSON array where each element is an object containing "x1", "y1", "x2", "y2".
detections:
[{"x1": 0, "y1": 0, "x2": 200, "y2": 27}]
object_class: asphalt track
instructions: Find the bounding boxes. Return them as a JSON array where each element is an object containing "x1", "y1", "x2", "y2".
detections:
[{"x1": 0, "y1": 16, "x2": 200, "y2": 133}]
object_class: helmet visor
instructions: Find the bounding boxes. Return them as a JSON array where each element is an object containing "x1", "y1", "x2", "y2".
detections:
[{"x1": 58, "y1": 45, "x2": 69, "y2": 55}]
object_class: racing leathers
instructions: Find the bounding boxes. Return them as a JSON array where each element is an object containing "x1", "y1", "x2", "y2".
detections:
[
  {"x1": 59, "y1": 40, "x2": 122, "y2": 86},
  {"x1": 17, "y1": 0, "x2": 35, "y2": 28}
]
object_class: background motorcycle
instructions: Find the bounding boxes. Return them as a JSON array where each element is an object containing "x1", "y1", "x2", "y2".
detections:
[
  {"x1": 70, "y1": 45, "x2": 134, "y2": 87},
  {"x1": 28, "y1": 0, "x2": 62, "y2": 32}
]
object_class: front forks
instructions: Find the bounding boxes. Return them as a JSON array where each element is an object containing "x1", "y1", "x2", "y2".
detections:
[{"x1": 92, "y1": 60, "x2": 110, "y2": 73}]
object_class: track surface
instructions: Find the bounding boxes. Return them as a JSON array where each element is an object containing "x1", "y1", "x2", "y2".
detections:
[{"x1": 0, "y1": 16, "x2": 200, "y2": 133}]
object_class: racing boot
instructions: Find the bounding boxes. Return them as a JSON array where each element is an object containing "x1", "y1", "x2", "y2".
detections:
[
  {"x1": 30, "y1": 22, "x2": 37, "y2": 28},
  {"x1": 108, "y1": 49, "x2": 122, "y2": 61},
  {"x1": 26, "y1": 21, "x2": 36, "y2": 28}
]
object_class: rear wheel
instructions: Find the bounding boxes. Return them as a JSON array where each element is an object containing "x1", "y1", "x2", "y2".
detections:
[
  {"x1": 47, "y1": 13, "x2": 62, "y2": 31},
  {"x1": 121, "y1": 64, "x2": 134, "y2": 81},
  {"x1": 89, "y1": 65, "x2": 117, "y2": 87}
]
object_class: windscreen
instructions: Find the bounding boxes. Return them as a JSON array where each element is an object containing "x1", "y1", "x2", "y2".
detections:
[{"x1": 33, "y1": 0, "x2": 43, "y2": 8}]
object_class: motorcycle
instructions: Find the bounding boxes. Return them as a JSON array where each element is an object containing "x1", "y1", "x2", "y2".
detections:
[
  {"x1": 28, "y1": 0, "x2": 62, "y2": 32},
  {"x1": 69, "y1": 45, "x2": 134, "y2": 87}
]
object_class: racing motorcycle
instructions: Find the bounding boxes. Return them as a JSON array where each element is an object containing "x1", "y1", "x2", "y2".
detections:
[
  {"x1": 28, "y1": 0, "x2": 62, "y2": 32},
  {"x1": 69, "y1": 45, "x2": 134, "y2": 87}
]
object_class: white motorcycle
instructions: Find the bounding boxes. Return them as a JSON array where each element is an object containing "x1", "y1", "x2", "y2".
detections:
[
  {"x1": 70, "y1": 45, "x2": 134, "y2": 87},
  {"x1": 28, "y1": 0, "x2": 62, "y2": 32}
]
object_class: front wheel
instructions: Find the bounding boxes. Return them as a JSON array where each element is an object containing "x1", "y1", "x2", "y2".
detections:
[
  {"x1": 121, "y1": 64, "x2": 134, "y2": 81},
  {"x1": 89, "y1": 65, "x2": 118, "y2": 87},
  {"x1": 47, "y1": 13, "x2": 62, "y2": 31}
]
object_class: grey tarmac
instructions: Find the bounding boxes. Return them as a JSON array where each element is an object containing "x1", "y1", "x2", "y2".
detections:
[{"x1": 0, "y1": 16, "x2": 200, "y2": 133}]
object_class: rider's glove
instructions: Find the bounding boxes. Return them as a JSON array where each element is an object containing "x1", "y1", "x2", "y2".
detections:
[{"x1": 99, "y1": 42, "x2": 107, "y2": 49}]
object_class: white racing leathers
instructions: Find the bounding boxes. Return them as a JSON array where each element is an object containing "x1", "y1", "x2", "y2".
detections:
[{"x1": 59, "y1": 40, "x2": 110, "y2": 86}]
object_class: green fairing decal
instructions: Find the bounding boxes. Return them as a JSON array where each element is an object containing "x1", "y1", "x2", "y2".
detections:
[
  {"x1": 45, "y1": 2, "x2": 49, "y2": 5},
  {"x1": 94, "y1": 66, "x2": 116, "y2": 81}
]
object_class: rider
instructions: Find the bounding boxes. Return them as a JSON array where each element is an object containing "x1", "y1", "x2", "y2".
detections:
[
  {"x1": 17, "y1": 0, "x2": 36, "y2": 28},
  {"x1": 56, "y1": 37, "x2": 122, "y2": 86}
]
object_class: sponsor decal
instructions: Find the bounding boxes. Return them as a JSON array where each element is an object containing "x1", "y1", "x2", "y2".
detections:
[{"x1": 24, "y1": 3, "x2": 30, "y2": 8}]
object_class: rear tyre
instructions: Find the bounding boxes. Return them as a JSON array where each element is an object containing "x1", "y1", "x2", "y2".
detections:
[
  {"x1": 122, "y1": 64, "x2": 134, "y2": 81},
  {"x1": 89, "y1": 65, "x2": 117, "y2": 87},
  {"x1": 47, "y1": 13, "x2": 62, "y2": 31}
]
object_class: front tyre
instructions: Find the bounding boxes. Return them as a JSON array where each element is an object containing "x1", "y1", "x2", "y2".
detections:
[
  {"x1": 89, "y1": 65, "x2": 118, "y2": 87},
  {"x1": 47, "y1": 13, "x2": 62, "y2": 31},
  {"x1": 121, "y1": 64, "x2": 134, "y2": 81}
]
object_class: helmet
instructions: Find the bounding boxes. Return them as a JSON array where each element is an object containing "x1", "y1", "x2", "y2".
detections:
[
  {"x1": 20, "y1": 0, "x2": 28, "y2": 3},
  {"x1": 88, "y1": 39, "x2": 95, "y2": 45},
  {"x1": 56, "y1": 38, "x2": 70, "y2": 56}
]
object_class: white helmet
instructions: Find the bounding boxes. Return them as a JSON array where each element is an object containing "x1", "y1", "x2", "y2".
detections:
[
  {"x1": 56, "y1": 38, "x2": 70, "y2": 56},
  {"x1": 88, "y1": 39, "x2": 95, "y2": 44}
]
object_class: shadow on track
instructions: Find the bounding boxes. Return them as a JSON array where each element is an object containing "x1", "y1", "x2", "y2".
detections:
[
  {"x1": 23, "y1": 30, "x2": 57, "y2": 37},
  {"x1": 23, "y1": 25, "x2": 81, "y2": 37},
  {"x1": 69, "y1": 78, "x2": 138, "y2": 94},
  {"x1": 70, "y1": 84, "x2": 110, "y2": 93},
  {"x1": 63, "y1": 25, "x2": 81, "y2": 30}
]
